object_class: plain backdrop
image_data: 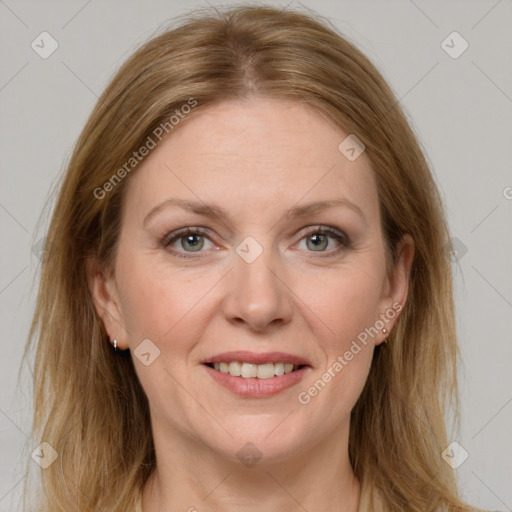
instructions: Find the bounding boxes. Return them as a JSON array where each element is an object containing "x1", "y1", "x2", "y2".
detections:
[{"x1": 1, "y1": 0, "x2": 511, "y2": 510}]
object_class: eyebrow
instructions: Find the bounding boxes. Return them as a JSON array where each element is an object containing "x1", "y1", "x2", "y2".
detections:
[{"x1": 143, "y1": 197, "x2": 367, "y2": 227}]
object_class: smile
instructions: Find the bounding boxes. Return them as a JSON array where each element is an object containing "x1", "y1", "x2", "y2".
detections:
[
  {"x1": 205, "y1": 361, "x2": 304, "y2": 379},
  {"x1": 201, "y1": 351, "x2": 312, "y2": 398}
]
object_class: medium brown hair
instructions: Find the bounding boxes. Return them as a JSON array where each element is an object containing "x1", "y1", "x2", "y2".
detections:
[{"x1": 22, "y1": 4, "x2": 477, "y2": 511}]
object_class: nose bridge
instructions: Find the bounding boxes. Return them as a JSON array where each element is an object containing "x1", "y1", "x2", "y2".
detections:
[{"x1": 222, "y1": 234, "x2": 293, "y2": 330}]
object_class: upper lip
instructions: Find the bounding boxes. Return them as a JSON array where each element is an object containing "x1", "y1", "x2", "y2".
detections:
[{"x1": 202, "y1": 351, "x2": 312, "y2": 366}]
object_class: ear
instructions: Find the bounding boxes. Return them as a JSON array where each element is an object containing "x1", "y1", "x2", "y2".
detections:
[
  {"x1": 375, "y1": 234, "x2": 415, "y2": 345},
  {"x1": 86, "y1": 256, "x2": 129, "y2": 350}
]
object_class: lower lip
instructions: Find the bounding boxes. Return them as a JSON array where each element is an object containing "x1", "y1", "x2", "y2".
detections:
[{"x1": 203, "y1": 364, "x2": 310, "y2": 398}]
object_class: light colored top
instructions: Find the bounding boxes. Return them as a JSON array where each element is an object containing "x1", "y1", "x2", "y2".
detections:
[{"x1": 134, "y1": 476, "x2": 384, "y2": 512}]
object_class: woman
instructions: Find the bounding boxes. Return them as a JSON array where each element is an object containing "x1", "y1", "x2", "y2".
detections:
[{"x1": 23, "y1": 4, "x2": 488, "y2": 511}]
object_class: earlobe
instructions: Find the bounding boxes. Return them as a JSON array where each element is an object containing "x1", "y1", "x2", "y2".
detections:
[{"x1": 85, "y1": 257, "x2": 128, "y2": 350}]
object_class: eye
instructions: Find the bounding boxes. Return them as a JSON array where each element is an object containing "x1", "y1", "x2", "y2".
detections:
[
  {"x1": 295, "y1": 226, "x2": 349, "y2": 255},
  {"x1": 161, "y1": 228, "x2": 215, "y2": 258},
  {"x1": 161, "y1": 225, "x2": 350, "y2": 259}
]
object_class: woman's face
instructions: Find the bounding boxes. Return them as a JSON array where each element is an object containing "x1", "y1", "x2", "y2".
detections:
[{"x1": 91, "y1": 97, "x2": 412, "y2": 465}]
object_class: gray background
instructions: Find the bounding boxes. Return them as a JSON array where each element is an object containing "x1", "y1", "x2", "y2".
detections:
[{"x1": 1, "y1": 0, "x2": 511, "y2": 510}]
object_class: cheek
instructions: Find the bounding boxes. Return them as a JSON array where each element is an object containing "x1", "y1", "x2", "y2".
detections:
[
  {"x1": 297, "y1": 258, "x2": 386, "y2": 350},
  {"x1": 116, "y1": 248, "x2": 220, "y2": 354},
  {"x1": 115, "y1": 251, "x2": 224, "y2": 429},
  {"x1": 293, "y1": 257, "x2": 384, "y2": 412}
]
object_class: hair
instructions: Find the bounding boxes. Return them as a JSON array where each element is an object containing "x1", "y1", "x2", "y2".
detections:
[{"x1": 20, "y1": 4, "x2": 480, "y2": 512}]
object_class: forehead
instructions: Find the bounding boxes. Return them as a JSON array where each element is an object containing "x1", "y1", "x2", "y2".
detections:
[{"x1": 123, "y1": 97, "x2": 380, "y2": 227}]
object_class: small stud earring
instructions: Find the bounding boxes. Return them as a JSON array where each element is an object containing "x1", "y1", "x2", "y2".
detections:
[
  {"x1": 113, "y1": 339, "x2": 117, "y2": 351},
  {"x1": 382, "y1": 328, "x2": 388, "y2": 344}
]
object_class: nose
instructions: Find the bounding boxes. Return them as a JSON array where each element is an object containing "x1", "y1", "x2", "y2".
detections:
[{"x1": 221, "y1": 243, "x2": 293, "y2": 332}]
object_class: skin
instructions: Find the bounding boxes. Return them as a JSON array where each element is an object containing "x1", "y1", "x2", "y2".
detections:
[{"x1": 88, "y1": 97, "x2": 414, "y2": 512}]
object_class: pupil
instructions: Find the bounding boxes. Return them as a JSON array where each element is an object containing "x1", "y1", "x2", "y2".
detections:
[
  {"x1": 310, "y1": 234, "x2": 326, "y2": 250},
  {"x1": 185, "y1": 234, "x2": 202, "y2": 251}
]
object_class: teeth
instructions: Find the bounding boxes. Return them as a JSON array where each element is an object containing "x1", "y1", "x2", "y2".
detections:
[
  {"x1": 210, "y1": 361, "x2": 301, "y2": 378},
  {"x1": 241, "y1": 363, "x2": 258, "y2": 378},
  {"x1": 274, "y1": 362, "x2": 285, "y2": 376},
  {"x1": 228, "y1": 361, "x2": 241, "y2": 376},
  {"x1": 257, "y1": 363, "x2": 274, "y2": 379}
]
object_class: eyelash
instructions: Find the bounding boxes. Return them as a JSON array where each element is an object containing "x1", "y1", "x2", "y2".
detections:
[{"x1": 160, "y1": 226, "x2": 350, "y2": 260}]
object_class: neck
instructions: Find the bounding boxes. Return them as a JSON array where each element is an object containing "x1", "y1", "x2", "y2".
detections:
[{"x1": 142, "y1": 421, "x2": 361, "y2": 512}]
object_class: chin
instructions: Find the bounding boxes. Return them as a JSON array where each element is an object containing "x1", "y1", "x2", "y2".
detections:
[{"x1": 197, "y1": 418, "x2": 315, "y2": 467}]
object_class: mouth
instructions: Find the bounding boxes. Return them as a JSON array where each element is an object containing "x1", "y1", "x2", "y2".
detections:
[
  {"x1": 204, "y1": 361, "x2": 307, "y2": 379},
  {"x1": 201, "y1": 351, "x2": 312, "y2": 398}
]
